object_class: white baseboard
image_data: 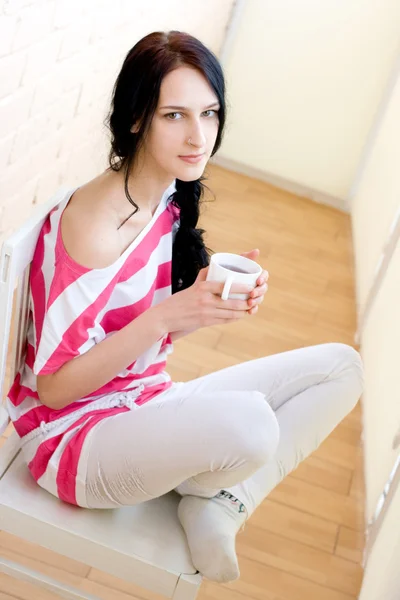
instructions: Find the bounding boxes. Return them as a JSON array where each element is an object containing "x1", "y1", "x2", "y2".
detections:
[{"x1": 210, "y1": 155, "x2": 350, "y2": 214}]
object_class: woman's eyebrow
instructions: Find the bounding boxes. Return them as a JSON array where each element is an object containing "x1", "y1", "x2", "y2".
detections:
[{"x1": 159, "y1": 102, "x2": 220, "y2": 110}]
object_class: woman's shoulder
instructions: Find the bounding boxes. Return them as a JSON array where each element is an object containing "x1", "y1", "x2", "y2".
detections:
[{"x1": 60, "y1": 175, "x2": 122, "y2": 270}]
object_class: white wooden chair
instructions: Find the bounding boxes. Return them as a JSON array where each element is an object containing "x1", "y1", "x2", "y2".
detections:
[{"x1": 0, "y1": 189, "x2": 202, "y2": 600}]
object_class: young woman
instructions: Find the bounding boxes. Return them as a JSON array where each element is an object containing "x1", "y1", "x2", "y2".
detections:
[{"x1": 7, "y1": 31, "x2": 364, "y2": 584}]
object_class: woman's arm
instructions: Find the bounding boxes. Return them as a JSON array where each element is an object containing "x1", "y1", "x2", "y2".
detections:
[
  {"x1": 170, "y1": 327, "x2": 198, "y2": 342},
  {"x1": 37, "y1": 306, "x2": 167, "y2": 410}
]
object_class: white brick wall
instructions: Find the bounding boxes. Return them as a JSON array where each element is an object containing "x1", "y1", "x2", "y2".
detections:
[{"x1": 0, "y1": 0, "x2": 234, "y2": 245}]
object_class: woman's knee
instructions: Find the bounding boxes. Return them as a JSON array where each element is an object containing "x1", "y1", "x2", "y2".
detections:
[
  {"x1": 331, "y1": 343, "x2": 364, "y2": 386},
  {"x1": 324, "y1": 343, "x2": 364, "y2": 414},
  {"x1": 231, "y1": 391, "x2": 280, "y2": 468}
]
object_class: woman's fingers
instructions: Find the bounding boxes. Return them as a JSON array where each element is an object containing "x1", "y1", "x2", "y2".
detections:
[
  {"x1": 256, "y1": 270, "x2": 269, "y2": 286},
  {"x1": 249, "y1": 283, "x2": 268, "y2": 299},
  {"x1": 248, "y1": 305, "x2": 259, "y2": 315}
]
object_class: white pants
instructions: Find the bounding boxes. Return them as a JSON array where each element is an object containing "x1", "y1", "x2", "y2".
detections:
[{"x1": 84, "y1": 343, "x2": 364, "y2": 516}]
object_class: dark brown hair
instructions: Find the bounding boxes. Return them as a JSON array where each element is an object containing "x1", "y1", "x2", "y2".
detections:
[{"x1": 104, "y1": 30, "x2": 227, "y2": 292}]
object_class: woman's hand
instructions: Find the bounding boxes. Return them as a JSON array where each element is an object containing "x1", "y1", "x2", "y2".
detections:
[
  {"x1": 162, "y1": 249, "x2": 269, "y2": 338},
  {"x1": 154, "y1": 269, "x2": 255, "y2": 334},
  {"x1": 240, "y1": 249, "x2": 269, "y2": 316}
]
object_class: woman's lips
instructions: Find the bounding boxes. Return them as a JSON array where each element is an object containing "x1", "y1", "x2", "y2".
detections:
[{"x1": 179, "y1": 154, "x2": 205, "y2": 164}]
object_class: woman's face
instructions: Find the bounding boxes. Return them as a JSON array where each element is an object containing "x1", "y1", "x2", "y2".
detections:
[{"x1": 133, "y1": 66, "x2": 221, "y2": 182}]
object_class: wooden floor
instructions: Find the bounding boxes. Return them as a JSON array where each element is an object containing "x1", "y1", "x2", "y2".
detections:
[{"x1": 0, "y1": 164, "x2": 365, "y2": 599}]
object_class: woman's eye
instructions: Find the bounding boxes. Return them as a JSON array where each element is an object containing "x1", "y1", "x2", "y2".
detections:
[{"x1": 165, "y1": 110, "x2": 218, "y2": 120}]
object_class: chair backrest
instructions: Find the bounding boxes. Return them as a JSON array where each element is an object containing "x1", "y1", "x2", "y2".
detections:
[{"x1": 0, "y1": 187, "x2": 70, "y2": 436}]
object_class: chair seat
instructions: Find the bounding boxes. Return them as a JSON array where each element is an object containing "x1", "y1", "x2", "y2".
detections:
[{"x1": 0, "y1": 451, "x2": 197, "y2": 597}]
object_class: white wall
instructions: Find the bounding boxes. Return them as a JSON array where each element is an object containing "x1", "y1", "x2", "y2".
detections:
[
  {"x1": 359, "y1": 240, "x2": 400, "y2": 522},
  {"x1": 350, "y1": 57, "x2": 400, "y2": 528},
  {"x1": 358, "y1": 469, "x2": 400, "y2": 600},
  {"x1": 351, "y1": 66, "x2": 400, "y2": 311},
  {"x1": 219, "y1": 0, "x2": 400, "y2": 209},
  {"x1": 0, "y1": 0, "x2": 235, "y2": 246},
  {"x1": 350, "y1": 32, "x2": 400, "y2": 600}
]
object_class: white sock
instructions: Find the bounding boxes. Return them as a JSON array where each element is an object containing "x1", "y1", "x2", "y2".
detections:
[{"x1": 177, "y1": 491, "x2": 248, "y2": 583}]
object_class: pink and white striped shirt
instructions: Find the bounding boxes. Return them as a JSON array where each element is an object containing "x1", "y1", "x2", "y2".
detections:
[{"x1": 6, "y1": 181, "x2": 180, "y2": 507}]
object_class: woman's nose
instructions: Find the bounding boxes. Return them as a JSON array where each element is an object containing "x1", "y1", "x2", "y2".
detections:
[{"x1": 188, "y1": 122, "x2": 206, "y2": 148}]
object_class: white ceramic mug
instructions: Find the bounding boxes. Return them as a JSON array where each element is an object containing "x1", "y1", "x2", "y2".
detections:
[{"x1": 206, "y1": 252, "x2": 263, "y2": 300}]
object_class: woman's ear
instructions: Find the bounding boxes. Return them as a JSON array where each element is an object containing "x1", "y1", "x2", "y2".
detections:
[{"x1": 130, "y1": 117, "x2": 143, "y2": 133}]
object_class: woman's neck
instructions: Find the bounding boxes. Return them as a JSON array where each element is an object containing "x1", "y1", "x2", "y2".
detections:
[{"x1": 111, "y1": 160, "x2": 175, "y2": 214}]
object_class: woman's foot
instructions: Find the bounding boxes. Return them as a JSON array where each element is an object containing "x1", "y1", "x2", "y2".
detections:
[{"x1": 177, "y1": 492, "x2": 247, "y2": 583}]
